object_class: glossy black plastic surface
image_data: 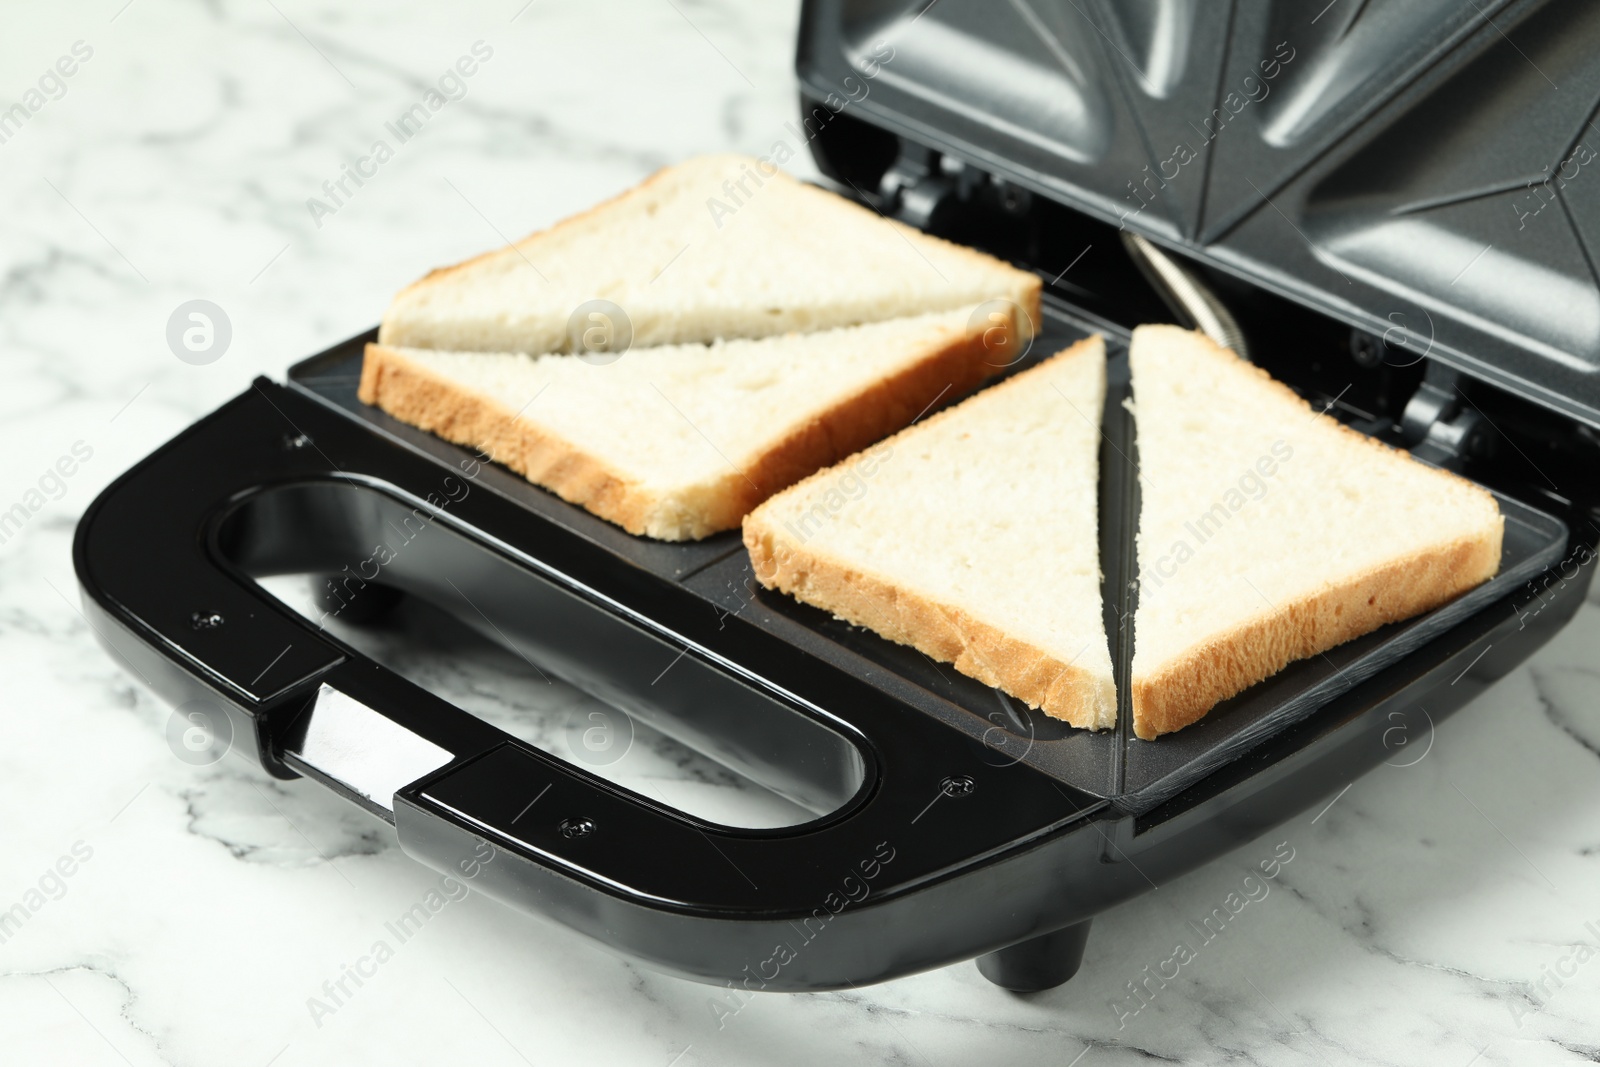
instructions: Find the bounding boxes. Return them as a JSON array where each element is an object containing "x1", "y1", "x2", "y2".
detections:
[
  {"x1": 74, "y1": 373, "x2": 1130, "y2": 986},
  {"x1": 72, "y1": 328, "x2": 1591, "y2": 987}
]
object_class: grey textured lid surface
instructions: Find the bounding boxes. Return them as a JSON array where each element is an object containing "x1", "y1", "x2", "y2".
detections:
[{"x1": 798, "y1": 0, "x2": 1600, "y2": 428}]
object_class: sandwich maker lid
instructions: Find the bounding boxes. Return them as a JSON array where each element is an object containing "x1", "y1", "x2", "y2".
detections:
[{"x1": 797, "y1": 0, "x2": 1600, "y2": 429}]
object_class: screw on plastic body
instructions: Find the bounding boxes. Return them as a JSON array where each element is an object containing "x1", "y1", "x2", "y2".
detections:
[{"x1": 559, "y1": 816, "x2": 596, "y2": 839}]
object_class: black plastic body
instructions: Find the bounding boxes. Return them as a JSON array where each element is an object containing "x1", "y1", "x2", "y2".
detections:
[{"x1": 72, "y1": 317, "x2": 1591, "y2": 989}]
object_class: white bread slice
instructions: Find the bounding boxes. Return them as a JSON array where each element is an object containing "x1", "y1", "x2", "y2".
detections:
[
  {"x1": 377, "y1": 154, "x2": 1040, "y2": 354},
  {"x1": 1128, "y1": 325, "x2": 1503, "y2": 739},
  {"x1": 358, "y1": 308, "x2": 1002, "y2": 541},
  {"x1": 744, "y1": 337, "x2": 1117, "y2": 730}
]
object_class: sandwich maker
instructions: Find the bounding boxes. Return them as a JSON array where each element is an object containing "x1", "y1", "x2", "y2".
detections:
[{"x1": 75, "y1": 0, "x2": 1600, "y2": 993}]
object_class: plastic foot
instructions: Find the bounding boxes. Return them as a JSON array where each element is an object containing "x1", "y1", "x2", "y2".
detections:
[{"x1": 976, "y1": 921, "x2": 1092, "y2": 992}]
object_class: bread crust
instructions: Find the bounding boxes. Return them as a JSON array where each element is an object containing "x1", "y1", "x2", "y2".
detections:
[
  {"x1": 378, "y1": 155, "x2": 1042, "y2": 349},
  {"x1": 743, "y1": 339, "x2": 1115, "y2": 730},
  {"x1": 359, "y1": 343, "x2": 651, "y2": 525},
  {"x1": 358, "y1": 319, "x2": 1001, "y2": 541},
  {"x1": 1131, "y1": 531, "x2": 1500, "y2": 739},
  {"x1": 744, "y1": 525, "x2": 1113, "y2": 728},
  {"x1": 1128, "y1": 325, "x2": 1505, "y2": 739}
]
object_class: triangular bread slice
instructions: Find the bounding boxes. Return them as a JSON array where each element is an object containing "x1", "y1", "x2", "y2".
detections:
[
  {"x1": 378, "y1": 154, "x2": 1040, "y2": 355},
  {"x1": 744, "y1": 337, "x2": 1117, "y2": 730},
  {"x1": 1128, "y1": 325, "x2": 1503, "y2": 739},
  {"x1": 358, "y1": 308, "x2": 1001, "y2": 541}
]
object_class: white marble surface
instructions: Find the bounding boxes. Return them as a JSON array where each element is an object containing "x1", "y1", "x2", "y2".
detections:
[{"x1": 3, "y1": 2, "x2": 1600, "y2": 1064}]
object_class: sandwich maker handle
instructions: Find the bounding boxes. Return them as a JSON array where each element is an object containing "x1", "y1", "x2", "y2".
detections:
[{"x1": 74, "y1": 381, "x2": 1092, "y2": 928}]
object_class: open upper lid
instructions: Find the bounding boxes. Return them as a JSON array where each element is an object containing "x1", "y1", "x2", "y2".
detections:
[{"x1": 796, "y1": 0, "x2": 1600, "y2": 429}]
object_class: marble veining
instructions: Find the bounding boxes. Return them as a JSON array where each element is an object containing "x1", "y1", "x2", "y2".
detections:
[{"x1": 1, "y1": 1, "x2": 1599, "y2": 1064}]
